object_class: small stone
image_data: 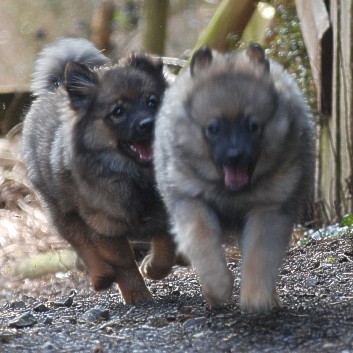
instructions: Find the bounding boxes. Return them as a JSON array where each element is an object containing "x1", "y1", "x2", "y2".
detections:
[
  {"x1": 8, "y1": 312, "x2": 37, "y2": 328},
  {"x1": 51, "y1": 290, "x2": 77, "y2": 308},
  {"x1": 0, "y1": 330, "x2": 17, "y2": 343},
  {"x1": 33, "y1": 303, "x2": 50, "y2": 312},
  {"x1": 10, "y1": 301, "x2": 26, "y2": 310},
  {"x1": 193, "y1": 331, "x2": 207, "y2": 338},
  {"x1": 182, "y1": 317, "x2": 208, "y2": 330},
  {"x1": 93, "y1": 345, "x2": 104, "y2": 353},
  {"x1": 305, "y1": 277, "x2": 319, "y2": 288},
  {"x1": 166, "y1": 315, "x2": 176, "y2": 322},
  {"x1": 149, "y1": 317, "x2": 170, "y2": 328},
  {"x1": 69, "y1": 289, "x2": 78, "y2": 297},
  {"x1": 62, "y1": 316, "x2": 77, "y2": 324},
  {"x1": 322, "y1": 342, "x2": 338, "y2": 349},
  {"x1": 82, "y1": 306, "x2": 109, "y2": 323},
  {"x1": 172, "y1": 290, "x2": 180, "y2": 296},
  {"x1": 52, "y1": 296, "x2": 74, "y2": 308},
  {"x1": 43, "y1": 316, "x2": 53, "y2": 325},
  {"x1": 43, "y1": 341, "x2": 58, "y2": 350}
]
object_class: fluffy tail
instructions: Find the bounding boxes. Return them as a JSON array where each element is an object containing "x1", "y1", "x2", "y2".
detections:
[{"x1": 31, "y1": 38, "x2": 109, "y2": 96}]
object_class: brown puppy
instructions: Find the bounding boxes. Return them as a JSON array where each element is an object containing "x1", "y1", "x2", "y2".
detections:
[
  {"x1": 154, "y1": 44, "x2": 315, "y2": 312},
  {"x1": 22, "y1": 38, "x2": 176, "y2": 304}
]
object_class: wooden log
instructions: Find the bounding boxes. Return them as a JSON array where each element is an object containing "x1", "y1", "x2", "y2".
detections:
[
  {"x1": 297, "y1": 0, "x2": 353, "y2": 220},
  {"x1": 295, "y1": 0, "x2": 331, "y2": 115},
  {"x1": 91, "y1": 0, "x2": 115, "y2": 52}
]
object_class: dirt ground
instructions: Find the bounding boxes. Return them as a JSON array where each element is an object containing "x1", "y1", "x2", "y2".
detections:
[{"x1": 1, "y1": 234, "x2": 353, "y2": 353}]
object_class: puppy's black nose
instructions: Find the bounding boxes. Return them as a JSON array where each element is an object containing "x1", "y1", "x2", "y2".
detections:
[
  {"x1": 225, "y1": 148, "x2": 243, "y2": 166},
  {"x1": 137, "y1": 117, "x2": 154, "y2": 134}
]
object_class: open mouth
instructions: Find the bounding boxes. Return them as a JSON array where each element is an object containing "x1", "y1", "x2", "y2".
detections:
[
  {"x1": 122, "y1": 140, "x2": 153, "y2": 164},
  {"x1": 223, "y1": 166, "x2": 250, "y2": 191}
]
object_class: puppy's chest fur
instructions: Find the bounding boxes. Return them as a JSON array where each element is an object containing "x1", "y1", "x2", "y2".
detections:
[
  {"x1": 75, "y1": 175, "x2": 167, "y2": 238},
  {"x1": 59, "y1": 134, "x2": 167, "y2": 238},
  {"x1": 213, "y1": 202, "x2": 245, "y2": 236},
  {"x1": 199, "y1": 178, "x2": 289, "y2": 237}
]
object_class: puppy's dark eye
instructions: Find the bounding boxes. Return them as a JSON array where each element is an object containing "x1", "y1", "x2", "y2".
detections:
[
  {"x1": 246, "y1": 118, "x2": 260, "y2": 134},
  {"x1": 147, "y1": 95, "x2": 158, "y2": 109},
  {"x1": 207, "y1": 120, "x2": 220, "y2": 136},
  {"x1": 112, "y1": 105, "x2": 126, "y2": 117},
  {"x1": 107, "y1": 104, "x2": 126, "y2": 124}
]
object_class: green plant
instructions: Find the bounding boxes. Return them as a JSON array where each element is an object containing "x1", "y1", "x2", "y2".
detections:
[{"x1": 341, "y1": 213, "x2": 353, "y2": 227}]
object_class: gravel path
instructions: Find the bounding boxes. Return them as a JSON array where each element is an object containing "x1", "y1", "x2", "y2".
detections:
[{"x1": 1, "y1": 234, "x2": 353, "y2": 353}]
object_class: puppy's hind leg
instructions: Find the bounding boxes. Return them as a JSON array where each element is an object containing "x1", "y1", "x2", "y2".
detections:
[
  {"x1": 54, "y1": 214, "x2": 152, "y2": 305},
  {"x1": 240, "y1": 207, "x2": 293, "y2": 313},
  {"x1": 172, "y1": 199, "x2": 233, "y2": 306}
]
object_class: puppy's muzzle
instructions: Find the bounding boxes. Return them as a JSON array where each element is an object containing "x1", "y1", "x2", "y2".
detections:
[
  {"x1": 136, "y1": 117, "x2": 154, "y2": 136},
  {"x1": 223, "y1": 148, "x2": 254, "y2": 191}
]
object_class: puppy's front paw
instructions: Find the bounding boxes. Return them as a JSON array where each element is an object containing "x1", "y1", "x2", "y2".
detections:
[
  {"x1": 123, "y1": 288, "x2": 154, "y2": 305},
  {"x1": 201, "y1": 267, "x2": 234, "y2": 307},
  {"x1": 240, "y1": 284, "x2": 280, "y2": 313}
]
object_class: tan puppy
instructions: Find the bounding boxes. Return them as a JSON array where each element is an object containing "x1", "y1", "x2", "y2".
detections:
[{"x1": 154, "y1": 44, "x2": 315, "y2": 312}]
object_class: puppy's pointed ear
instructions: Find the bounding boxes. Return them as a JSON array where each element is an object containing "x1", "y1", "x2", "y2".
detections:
[
  {"x1": 64, "y1": 61, "x2": 98, "y2": 110},
  {"x1": 245, "y1": 43, "x2": 269, "y2": 72},
  {"x1": 190, "y1": 47, "x2": 213, "y2": 77},
  {"x1": 128, "y1": 53, "x2": 164, "y2": 75}
]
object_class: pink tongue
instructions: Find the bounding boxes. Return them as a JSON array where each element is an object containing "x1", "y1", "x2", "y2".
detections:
[
  {"x1": 133, "y1": 142, "x2": 153, "y2": 161},
  {"x1": 224, "y1": 166, "x2": 249, "y2": 188}
]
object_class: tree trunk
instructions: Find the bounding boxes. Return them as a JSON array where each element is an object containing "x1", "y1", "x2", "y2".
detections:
[
  {"x1": 193, "y1": 0, "x2": 258, "y2": 53},
  {"x1": 91, "y1": 1, "x2": 115, "y2": 52},
  {"x1": 142, "y1": 0, "x2": 169, "y2": 55}
]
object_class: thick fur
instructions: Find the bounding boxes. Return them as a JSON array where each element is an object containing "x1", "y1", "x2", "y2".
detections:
[
  {"x1": 154, "y1": 45, "x2": 315, "y2": 312},
  {"x1": 22, "y1": 38, "x2": 177, "y2": 304}
]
